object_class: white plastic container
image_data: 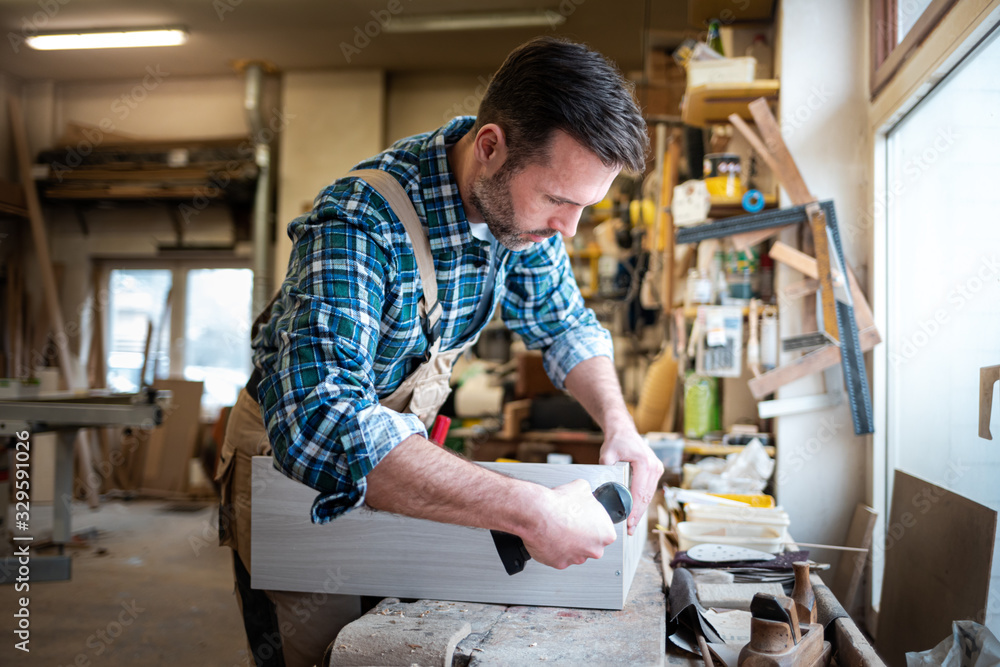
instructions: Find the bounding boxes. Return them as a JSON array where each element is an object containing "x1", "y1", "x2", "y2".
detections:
[
  {"x1": 683, "y1": 503, "x2": 790, "y2": 533},
  {"x1": 687, "y1": 56, "x2": 757, "y2": 87},
  {"x1": 644, "y1": 432, "x2": 685, "y2": 473},
  {"x1": 676, "y1": 521, "x2": 784, "y2": 553}
]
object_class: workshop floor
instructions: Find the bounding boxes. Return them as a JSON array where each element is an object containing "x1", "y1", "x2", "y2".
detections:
[{"x1": 0, "y1": 499, "x2": 249, "y2": 666}]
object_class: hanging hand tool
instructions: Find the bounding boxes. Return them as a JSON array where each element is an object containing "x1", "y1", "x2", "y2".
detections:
[{"x1": 491, "y1": 482, "x2": 632, "y2": 575}]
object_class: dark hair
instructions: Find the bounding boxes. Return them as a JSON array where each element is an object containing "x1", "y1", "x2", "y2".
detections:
[{"x1": 475, "y1": 36, "x2": 648, "y2": 174}]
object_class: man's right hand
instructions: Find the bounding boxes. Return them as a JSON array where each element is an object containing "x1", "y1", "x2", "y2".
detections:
[{"x1": 519, "y1": 479, "x2": 618, "y2": 569}]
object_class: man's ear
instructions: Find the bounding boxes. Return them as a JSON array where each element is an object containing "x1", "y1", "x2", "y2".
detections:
[{"x1": 472, "y1": 123, "x2": 508, "y2": 175}]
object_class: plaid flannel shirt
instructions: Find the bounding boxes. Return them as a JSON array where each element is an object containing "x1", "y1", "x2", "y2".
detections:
[{"x1": 252, "y1": 116, "x2": 613, "y2": 523}]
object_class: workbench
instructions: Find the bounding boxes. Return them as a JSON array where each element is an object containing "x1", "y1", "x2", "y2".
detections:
[
  {"x1": 325, "y1": 548, "x2": 666, "y2": 666},
  {"x1": 0, "y1": 388, "x2": 167, "y2": 583},
  {"x1": 321, "y1": 536, "x2": 883, "y2": 667}
]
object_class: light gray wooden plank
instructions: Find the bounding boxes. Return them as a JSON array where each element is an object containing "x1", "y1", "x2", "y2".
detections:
[{"x1": 252, "y1": 457, "x2": 643, "y2": 610}]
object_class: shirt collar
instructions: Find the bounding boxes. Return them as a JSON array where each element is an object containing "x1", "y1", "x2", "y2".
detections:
[{"x1": 418, "y1": 116, "x2": 487, "y2": 255}]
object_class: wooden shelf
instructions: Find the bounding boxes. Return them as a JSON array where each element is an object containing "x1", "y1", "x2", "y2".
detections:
[
  {"x1": 682, "y1": 305, "x2": 750, "y2": 319},
  {"x1": 566, "y1": 244, "x2": 601, "y2": 260},
  {"x1": 707, "y1": 193, "x2": 778, "y2": 218},
  {"x1": 681, "y1": 80, "x2": 780, "y2": 127},
  {"x1": 684, "y1": 440, "x2": 775, "y2": 457}
]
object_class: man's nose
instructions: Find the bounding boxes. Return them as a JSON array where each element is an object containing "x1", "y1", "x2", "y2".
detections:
[{"x1": 548, "y1": 209, "x2": 582, "y2": 237}]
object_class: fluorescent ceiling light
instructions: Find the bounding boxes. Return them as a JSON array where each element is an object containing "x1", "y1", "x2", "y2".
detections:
[
  {"x1": 382, "y1": 11, "x2": 564, "y2": 33},
  {"x1": 26, "y1": 28, "x2": 187, "y2": 50}
]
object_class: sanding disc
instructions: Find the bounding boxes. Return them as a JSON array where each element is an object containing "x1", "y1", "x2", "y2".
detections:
[{"x1": 687, "y1": 543, "x2": 777, "y2": 563}]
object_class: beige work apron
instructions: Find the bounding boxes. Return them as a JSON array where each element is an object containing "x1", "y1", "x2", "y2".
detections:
[{"x1": 215, "y1": 168, "x2": 472, "y2": 573}]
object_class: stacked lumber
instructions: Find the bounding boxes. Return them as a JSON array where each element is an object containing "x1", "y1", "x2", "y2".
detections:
[{"x1": 36, "y1": 124, "x2": 257, "y2": 203}]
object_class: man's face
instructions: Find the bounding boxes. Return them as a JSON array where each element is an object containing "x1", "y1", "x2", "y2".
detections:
[{"x1": 470, "y1": 130, "x2": 621, "y2": 252}]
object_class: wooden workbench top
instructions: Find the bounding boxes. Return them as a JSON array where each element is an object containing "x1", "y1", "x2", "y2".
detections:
[{"x1": 327, "y1": 550, "x2": 666, "y2": 666}]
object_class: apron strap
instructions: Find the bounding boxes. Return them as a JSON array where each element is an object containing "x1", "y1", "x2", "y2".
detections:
[
  {"x1": 349, "y1": 169, "x2": 441, "y2": 348},
  {"x1": 246, "y1": 169, "x2": 443, "y2": 400}
]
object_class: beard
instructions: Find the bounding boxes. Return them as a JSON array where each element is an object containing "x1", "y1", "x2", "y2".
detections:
[{"x1": 469, "y1": 166, "x2": 555, "y2": 251}]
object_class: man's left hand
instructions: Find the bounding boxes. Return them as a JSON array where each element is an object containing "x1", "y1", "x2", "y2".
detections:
[{"x1": 599, "y1": 427, "x2": 664, "y2": 535}]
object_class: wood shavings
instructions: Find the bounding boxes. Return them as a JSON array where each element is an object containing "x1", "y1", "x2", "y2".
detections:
[{"x1": 407, "y1": 644, "x2": 422, "y2": 650}]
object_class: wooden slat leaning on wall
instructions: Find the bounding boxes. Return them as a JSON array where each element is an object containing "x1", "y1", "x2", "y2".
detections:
[
  {"x1": 136, "y1": 379, "x2": 204, "y2": 493},
  {"x1": 252, "y1": 459, "x2": 645, "y2": 611}
]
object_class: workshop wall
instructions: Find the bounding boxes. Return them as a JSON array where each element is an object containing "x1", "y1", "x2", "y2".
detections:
[
  {"x1": 17, "y1": 75, "x2": 247, "y2": 365},
  {"x1": 274, "y1": 69, "x2": 385, "y2": 290},
  {"x1": 772, "y1": 0, "x2": 871, "y2": 585},
  {"x1": 385, "y1": 72, "x2": 492, "y2": 145}
]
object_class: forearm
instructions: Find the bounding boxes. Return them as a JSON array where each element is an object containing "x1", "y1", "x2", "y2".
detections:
[
  {"x1": 563, "y1": 355, "x2": 635, "y2": 438},
  {"x1": 364, "y1": 434, "x2": 619, "y2": 569},
  {"x1": 364, "y1": 434, "x2": 543, "y2": 535}
]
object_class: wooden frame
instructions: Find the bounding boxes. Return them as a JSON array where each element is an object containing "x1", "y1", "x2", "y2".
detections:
[
  {"x1": 871, "y1": 0, "x2": 961, "y2": 97},
  {"x1": 252, "y1": 459, "x2": 645, "y2": 610},
  {"x1": 869, "y1": 0, "x2": 1000, "y2": 633}
]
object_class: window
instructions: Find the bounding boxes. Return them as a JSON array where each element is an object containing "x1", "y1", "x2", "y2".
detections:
[
  {"x1": 871, "y1": 0, "x2": 960, "y2": 96},
  {"x1": 883, "y1": 23, "x2": 1000, "y2": 632},
  {"x1": 107, "y1": 269, "x2": 172, "y2": 393},
  {"x1": 183, "y1": 268, "x2": 254, "y2": 414},
  {"x1": 104, "y1": 262, "x2": 253, "y2": 416}
]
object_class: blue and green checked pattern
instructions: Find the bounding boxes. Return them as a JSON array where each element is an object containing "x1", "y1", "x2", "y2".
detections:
[{"x1": 252, "y1": 116, "x2": 613, "y2": 523}]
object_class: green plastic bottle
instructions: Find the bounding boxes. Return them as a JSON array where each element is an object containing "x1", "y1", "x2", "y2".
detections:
[
  {"x1": 707, "y1": 20, "x2": 725, "y2": 57},
  {"x1": 684, "y1": 373, "x2": 714, "y2": 438}
]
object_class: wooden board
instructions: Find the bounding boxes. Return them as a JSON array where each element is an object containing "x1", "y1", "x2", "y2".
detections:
[
  {"x1": 770, "y1": 242, "x2": 877, "y2": 331},
  {"x1": 140, "y1": 379, "x2": 203, "y2": 492},
  {"x1": 831, "y1": 504, "x2": 877, "y2": 616},
  {"x1": 876, "y1": 470, "x2": 997, "y2": 667},
  {"x1": 980, "y1": 365, "x2": 1000, "y2": 439},
  {"x1": 681, "y1": 81, "x2": 780, "y2": 127},
  {"x1": 747, "y1": 98, "x2": 814, "y2": 205},
  {"x1": 252, "y1": 459, "x2": 645, "y2": 610},
  {"x1": 747, "y1": 327, "x2": 881, "y2": 399}
]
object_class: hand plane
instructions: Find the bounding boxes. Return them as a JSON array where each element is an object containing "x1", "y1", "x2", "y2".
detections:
[
  {"x1": 738, "y1": 593, "x2": 831, "y2": 667},
  {"x1": 490, "y1": 481, "x2": 632, "y2": 575}
]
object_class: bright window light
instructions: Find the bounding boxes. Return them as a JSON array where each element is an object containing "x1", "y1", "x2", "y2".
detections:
[{"x1": 26, "y1": 29, "x2": 187, "y2": 50}]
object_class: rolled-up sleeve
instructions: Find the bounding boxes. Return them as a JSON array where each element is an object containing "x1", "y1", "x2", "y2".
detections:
[
  {"x1": 253, "y1": 196, "x2": 426, "y2": 523},
  {"x1": 499, "y1": 237, "x2": 614, "y2": 389}
]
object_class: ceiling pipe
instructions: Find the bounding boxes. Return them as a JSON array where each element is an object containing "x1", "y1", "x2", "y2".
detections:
[{"x1": 243, "y1": 61, "x2": 272, "y2": 318}]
